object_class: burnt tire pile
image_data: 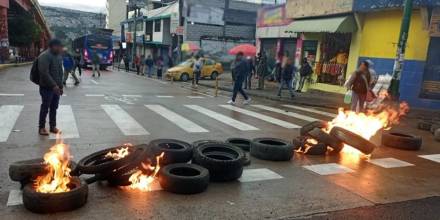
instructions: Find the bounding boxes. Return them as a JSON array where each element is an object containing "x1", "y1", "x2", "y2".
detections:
[{"x1": 295, "y1": 121, "x2": 377, "y2": 155}]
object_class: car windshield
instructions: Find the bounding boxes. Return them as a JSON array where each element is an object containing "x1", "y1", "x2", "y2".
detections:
[{"x1": 178, "y1": 60, "x2": 194, "y2": 67}]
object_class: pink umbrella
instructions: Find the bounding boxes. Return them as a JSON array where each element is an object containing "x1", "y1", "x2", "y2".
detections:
[{"x1": 228, "y1": 44, "x2": 257, "y2": 56}]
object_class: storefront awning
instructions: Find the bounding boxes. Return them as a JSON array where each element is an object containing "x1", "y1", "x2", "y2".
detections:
[{"x1": 286, "y1": 16, "x2": 357, "y2": 33}]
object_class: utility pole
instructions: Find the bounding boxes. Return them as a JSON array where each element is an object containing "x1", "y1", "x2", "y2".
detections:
[
  {"x1": 390, "y1": 0, "x2": 414, "y2": 98},
  {"x1": 131, "y1": 8, "x2": 138, "y2": 68}
]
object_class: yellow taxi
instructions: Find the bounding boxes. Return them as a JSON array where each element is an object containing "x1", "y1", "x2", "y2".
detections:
[{"x1": 166, "y1": 58, "x2": 224, "y2": 81}]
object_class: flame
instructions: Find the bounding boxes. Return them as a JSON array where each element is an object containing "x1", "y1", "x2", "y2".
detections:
[
  {"x1": 126, "y1": 152, "x2": 165, "y2": 192},
  {"x1": 34, "y1": 143, "x2": 72, "y2": 193},
  {"x1": 296, "y1": 138, "x2": 319, "y2": 154},
  {"x1": 105, "y1": 144, "x2": 132, "y2": 160}
]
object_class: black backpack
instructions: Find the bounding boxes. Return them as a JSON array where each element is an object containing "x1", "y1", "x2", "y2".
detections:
[{"x1": 30, "y1": 59, "x2": 39, "y2": 85}]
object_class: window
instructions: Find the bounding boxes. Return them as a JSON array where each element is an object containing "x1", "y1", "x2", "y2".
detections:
[
  {"x1": 154, "y1": 20, "x2": 161, "y2": 32},
  {"x1": 204, "y1": 59, "x2": 215, "y2": 65}
]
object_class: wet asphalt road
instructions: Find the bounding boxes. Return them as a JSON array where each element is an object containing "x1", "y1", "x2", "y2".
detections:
[{"x1": 0, "y1": 65, "x2": 439, "y2": 220}]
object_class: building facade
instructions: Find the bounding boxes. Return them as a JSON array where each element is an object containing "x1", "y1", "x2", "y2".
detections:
[{"x1": 106, "y1": 0, "x2": 127, "y2": 37}]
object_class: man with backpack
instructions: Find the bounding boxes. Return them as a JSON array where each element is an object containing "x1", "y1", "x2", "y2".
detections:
[{"x1": 30, "y1": 39, "x2": 64, "y2": 136}]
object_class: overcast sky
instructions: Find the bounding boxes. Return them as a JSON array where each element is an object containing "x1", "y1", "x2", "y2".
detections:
[{"x1": 39, "y1": 0, "x2": 107, "y2": 13}]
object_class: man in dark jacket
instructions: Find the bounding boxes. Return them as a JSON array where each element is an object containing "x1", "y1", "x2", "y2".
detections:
[
  {"x1": 37, "y1": 39, "x2": 64, "y2": 135},
  {"x1": 244, "y1": 56, "x2": 254, "y2": 90},
  {"x1": 277, "y1": 58, "x2": 295, "y2": 98},
  {"x1": 297, "y1": 58, "x2": 313, "y2": 92},
  {"x1": 228, "y1": 52, "x2": 251, "y2": 105}
]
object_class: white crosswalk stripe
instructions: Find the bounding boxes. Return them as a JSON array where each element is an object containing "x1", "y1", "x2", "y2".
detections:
[
  {"x1": 220, "y1": 105, "x2": 301, "y2": 129},
  {"x1": 252, "y1": 105, "x2": 319, "y2": 122},
  {"x1": 102, "y1": 105, "x2": 150, "y2": 136},
  {"x1": 185, "y1": 105, "x2": 259, "y2": 131},
  {"x1": 49, "y1": 105, "x2": 80, "y2": 139},
  {"x1": 145, "y1": 105, "x2": 208, "y2": 133},
  {"x1": 282, "y1": 104, "x2": 338, "y2": 118},
  {"x1": 156, "y1": 95, "x2": 174, "y2": 98},
  {"x1": 0, "y1": 94, "x2": 24, "y2": 97},
  {"x1": 0, "y1": 105, "x2": 23, "y2": 142}
]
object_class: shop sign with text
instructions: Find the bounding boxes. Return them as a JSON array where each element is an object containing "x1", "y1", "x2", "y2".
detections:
[{"x1": 286, "y1": 0, "x2": 353, "y2": 18}]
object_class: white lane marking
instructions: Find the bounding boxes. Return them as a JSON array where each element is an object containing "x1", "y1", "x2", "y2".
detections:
[
  {"x1": 220, "y1": 105, "x2": 301, "y2": 129},
  {"x1": 0, "y1": 105, "x2": 23, "y2": 142},
  {"x1": 283, "y1": 105, "x2": 338, "y2": 118},
  {"x1": 185, "y1": 105, "x2": 259, "y2": 131},
  {"x1": 252, "y1": 105, "x2": 319, "y2": 122},
  {"x1": 90, "y1": 79, "x2": 99, "y2": 85},
  {"x1": 0, "y1": 94, "x2": 24, "y2": 97},
  {"x1": 303, "y1": 163, "x2": 354, "y2": 175},
  {"x1": 192, "y1": 91, "x2": 214, "y2": 98},
  {"x1": 123, "y1": 95, "x2": 142, "y2": 98},
  {"x1": 239, "y1": 168, "x2": 283, "y2": 182},
  {"x1": 156, "y1": 95, "x2": 174, "y2": 98},
  {"x1": 368, "y1": 158, "x2": 414, "y2": 168},
  {"x1": 7, "y1": 190, "x2": 23, "y2": 206},
  {"x1": 148, "y1": 78, "x2": 168, "y2": 85},
  {"x1": 102, "y1": 105, "x2": 150, "y2": 136},
  {"x1": 419, "y1": 154, "x2": 440, "y2": 163},
  {"x1": 85, "y1": 93, "x2": 103, "y2": 97},
  {"x1": 145, "y1": 105, "x2": 208, "y2": 133},
  {"x1": 187, "y1": 96, "x2": 205, "y2": 99},
  {"x1": 49, "y1": 105, "x2": 80, "y2": 139}
]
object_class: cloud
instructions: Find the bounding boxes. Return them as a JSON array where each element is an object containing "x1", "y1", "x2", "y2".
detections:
[{"x1": 39, "y1": 0, "x2": 107, "y2": 13}]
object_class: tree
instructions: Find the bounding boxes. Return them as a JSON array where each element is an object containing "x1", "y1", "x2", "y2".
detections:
[{"x1": 8, "y1": 13, "x2": 42, "y2": 47}]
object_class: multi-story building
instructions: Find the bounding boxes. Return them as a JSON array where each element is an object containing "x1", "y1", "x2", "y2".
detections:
[{"x1": 106, "y1": 0, "x2": 127, "y2": 37}]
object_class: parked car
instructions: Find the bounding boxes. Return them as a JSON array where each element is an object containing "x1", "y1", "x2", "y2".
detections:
[{"x1": 165, "y1": 58, "x2": 224, "y2": 82}]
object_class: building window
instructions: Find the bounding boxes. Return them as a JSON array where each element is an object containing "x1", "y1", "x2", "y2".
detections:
[{"x1": 154, "y1": 20, "x2": 161, "y2": 32}]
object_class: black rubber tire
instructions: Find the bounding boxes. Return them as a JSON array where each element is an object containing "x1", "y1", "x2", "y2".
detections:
[
  {"x1": 226, "y1": 138, "x2": 251, "y2": 152},
  {"x1": 180, "y1": 73, "x2": 189, "y2": 82},
  {"x1": 308, "y1": 128, "x2": 344, "y2": 153},
  {"x1": 9, "y1": 159, "x2": 77, "y2": 183},
  {"x1": 305, "y1": 143, "x2": 328, "y2": 155},
  {"x1": 300, "y1": 121, "x2": 328, "y2": 136},
  {"x1": 22, "y1": 177, "x2": 88, "y2": 213},
  {"x1": 382, "y1": 132, "x2": 422, "y2": 151},
  {"x1": 417, "y1": 121, "x2": 432, "y2": 131},
  {"x1": 159, "y1": 163, "x2": 209, "y2": 194},
  {"x1": 193, "y1": 140, "x2": 223, "y2": 148},
  {"x1": 330, "y1": 127, "x2": 376, "y2": 155},
  {"x1": 76, "y1": 145, "x2": 139, "y2": 175},
  {"x1": 150, "y1": 139, "x2": 193, "y2": 165},
  {"x1": 250, "y1": 138, "x2": 294, "y2": 161},
  {"x1": 193, "y1": 143, "x2": 244, "y2": 182}
]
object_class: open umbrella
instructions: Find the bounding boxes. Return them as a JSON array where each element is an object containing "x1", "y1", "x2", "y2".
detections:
[
  {"x1": 228, "y1": 44, "x2": 257, "y2": 56},
  {"x1": 181, "y1": 42, "x2": 200, "y2": 52}
]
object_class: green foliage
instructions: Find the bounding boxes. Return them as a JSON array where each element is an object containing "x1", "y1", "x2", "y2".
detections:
[{"x1": 8, "y1": 13, "x2": 43, "y2": 47}]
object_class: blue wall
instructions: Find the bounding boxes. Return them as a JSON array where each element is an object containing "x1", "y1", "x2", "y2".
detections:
[
  {"x1": 358, "y1": 57, "x2": 440, "y2": 109},
  {"x1": 354, "y1": 0, "x2": 440, "y2": 12}
]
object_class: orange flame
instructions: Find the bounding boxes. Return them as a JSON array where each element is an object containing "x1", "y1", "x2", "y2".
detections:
[
  {"x1": 126, "y1": 152, "x2": 165, "y2": 192},
  {"x1": 105, "y1": 144, "x2": 132, "y2": 160},
  {"x1": 34, "y1": 143, "x2": 72, "y2": 193}
]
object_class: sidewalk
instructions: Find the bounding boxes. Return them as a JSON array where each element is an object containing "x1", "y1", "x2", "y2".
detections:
[{"x1": 198, "y1": 72, "x2": 347, "y2": 110}]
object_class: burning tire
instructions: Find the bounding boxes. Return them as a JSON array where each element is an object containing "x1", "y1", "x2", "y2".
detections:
[
  {"x1": 330, "y1": 127, "x2": 376, "y2": 155},
  {"x1": 9, "y1": 159, "x2": 77, "y2": 185},
  {"x1": 193, "y1": 140, "x2": 223, "y2": 148},
  {"x1": 308, "y1": 128, "x2": 344, "y2": 153},
  {"x1": 250, "y1": 138, "x2": 294, "y2": 161},
  {"x1": 226, "y1": 138, "x2": 251, "y2": 152},
  {"x1": 159, "y1": 163, "x2": 209, "y2": 194},
  {"x1": 193, "y1": 143, "x2": 244, "y2": 182},
  {"x1": 76, "y1": 145, "x2": 140, "y2": 175},
  {"x1": 150, "y1": 139, "x2": 193, "y2": 165},
  {"x1": 304, "y1": 143, "x2": 327, "y2": 155},
  {"x1": 382, "y1": 132, "x2": 422, "y2": 151},
  {"x1": 22, "y1": 177, "x2": 88, "y2": 213},
  {"x1": 300, "y1": 121, "x2": 328, "y2": 136}
]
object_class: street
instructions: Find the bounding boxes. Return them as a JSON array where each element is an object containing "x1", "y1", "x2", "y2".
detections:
[{"x1": 0, "y1": 65, "x2": 439, "y2": 219}]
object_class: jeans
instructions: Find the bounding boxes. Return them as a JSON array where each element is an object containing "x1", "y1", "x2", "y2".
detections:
[
  {"x1": 232, "y1": 77, "x2": 249, "y2": 102},
  {"x1": 192, "y1": 71, "x2": 201, "y2": 85},
  {"x1": 244, "y1": 74, "x2": 252, "y2": 89},
  {"x1": 297, "y1": 76, "x2": 307, "y2": 91},
  {"x1": 351, "y1": 92, "x2": 367, "y2": 113},
  {"x1": 277, "y1": 79, "x2": 294, "y2": 97},
  {"x1": 73, "y1": 64, "x2": 82, "y2": 76},
  {"x1": 145, "y1": 66, "x2": 153, "y2": 77},
  {"x1": 92, "y1": 64, "x2": 101, "y2": 76},
  {"x1": 39, "y1": 87, "x2": 60, "y2": 129},
  {"x1": 63, "y1": 70, "x2": 79, "y2": 84},
  {"x1": 136, "y1": 65, "x2": 140, "y2": 75}
]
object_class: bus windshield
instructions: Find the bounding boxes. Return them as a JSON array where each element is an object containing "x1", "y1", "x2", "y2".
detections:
[{"x1": 87, "y1": 35, "x2": 110, "y2": 50}]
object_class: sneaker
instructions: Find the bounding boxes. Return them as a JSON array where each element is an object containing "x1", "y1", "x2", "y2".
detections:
[
  {"x1": 74, "y1": 81, "x2": 80, "y2": 86},
  {"x1": 50, "y1": 127, "x2": 62, "y2": 134},
  {"x1": 39, "y1": 128, "x2": 49, "y2": 136},
  {"x1": 227, "y1": 100, "x2": 236, "y2": 105},
  {"x1": 243, "y1": 98, "x2": 252, "y2": 105}
]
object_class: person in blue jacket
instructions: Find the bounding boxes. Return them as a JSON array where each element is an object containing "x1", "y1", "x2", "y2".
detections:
[{"x1": 62, "y1": 50, "x2": 79, "y2": 86}]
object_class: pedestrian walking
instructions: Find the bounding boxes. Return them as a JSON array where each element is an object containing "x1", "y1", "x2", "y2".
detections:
[
  {"x1": 345, "y1": 61, "x2": 372, "y2": 113},
  {"x1": 73, "y1": 49, "x2": 82, "y2": 77},
  {"x1": 297, "y1": 58, "x2": 313, "y2": 92},
  {"x1": 244, "y1": 56, "x2": 254, "y2": 90},
  {"x1": 277, "y1": 58, "x2": 295, "y2": 98},
  {"x1": 36, "y1": 39, "x2": 64, "y2": 135},
  {"x1": 91, "y1": 49, "x2": 101, "y2": 77},
  {"x1": 124, "y1": 55, "x2": 130, "y2": 72},
  {"x1": 192, "y1": 55, "x2": 203, "y2": 86},
  {"x1": 144, "y1": 55, "x2": 154, "y2": 77},
  {"x1": 156, "y1": 57, "x2": 164, "y2": 79},
  {"x1": 134, "y1": 54, "x2": 141, "y2": 75},
  {"x1": 62, "y1": 51, "x2": 79, "y2": 86},
  {"x1": 256, "y1": 51, "x2": 267, "y2": 90},
  {"x1": 228, "y1": 52, "x2": 251, "y2": 105}
]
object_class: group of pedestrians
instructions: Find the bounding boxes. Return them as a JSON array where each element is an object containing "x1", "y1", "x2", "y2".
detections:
[
  {"x1": 120, "y1": 54, "x2": 168, "y2": 79},
  {"x1": 62, "y1": 48, "x2": 102, "y2": 86}
]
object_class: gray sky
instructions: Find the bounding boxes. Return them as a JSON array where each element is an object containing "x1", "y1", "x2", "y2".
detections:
[{"x1": 39, "y1": 0, "x2": 107, "y2": 13}]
